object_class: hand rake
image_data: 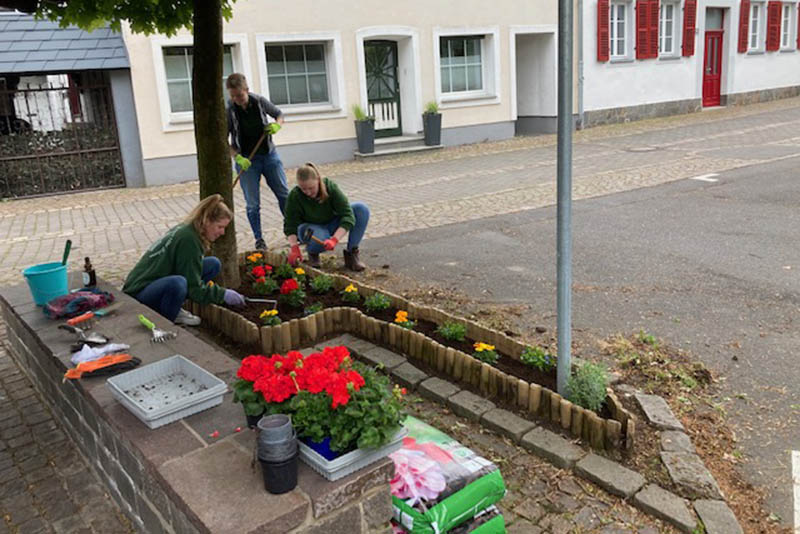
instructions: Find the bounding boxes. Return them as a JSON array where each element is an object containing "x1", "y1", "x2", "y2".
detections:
[{"x1": 138, "y1": 314, "x2": 177, "y2": 343}]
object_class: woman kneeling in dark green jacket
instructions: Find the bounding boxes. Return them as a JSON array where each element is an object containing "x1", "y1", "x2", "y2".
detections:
[
  {"x1": 284, "y1": 162, "x2": 370, "y2": 271},
  {"x1": 123, "y1": 194, "x2": 246, "y2": 326}
]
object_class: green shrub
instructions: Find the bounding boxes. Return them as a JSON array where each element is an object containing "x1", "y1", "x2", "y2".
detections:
[
  {"x1": 304, "y1": 302, "x2": 324, "y2": 316},
  {"x1": 279, "y1": 288, "x2": 306, "y2": 308},
  {"x1": 566, "y1": 362, "x2": 608, "y2": 412},
  {"x1": 436, "y1": 321, "x2": 467, "y2": 342},
  {"x1": 364, "y1": 293, "x2": 391, "y2": 313},
  {"x1": 309, "y1": 274, "x2": 334, "y2": 294},
  {"x1": 253, "y1": 276, "x2": 279, "y2": 295},
  {"x1": 520, "y1": 346, "x2": 556, "y2": 372},
  {"x1": 274, "y1": 263, "x2": 296, "y2": 280}
]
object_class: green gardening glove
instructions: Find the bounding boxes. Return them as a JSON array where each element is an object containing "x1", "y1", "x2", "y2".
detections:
[
  {"x1": 265, "y1": 122, "x2": 281, "y2": 135},
  {"x1": 234, "y1": 154, "x2": 251, "y2": 171}
]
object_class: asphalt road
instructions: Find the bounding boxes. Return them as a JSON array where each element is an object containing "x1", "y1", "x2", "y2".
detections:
[{"x1": 366, "y1": 155, "x2": 800, "y2": 524}]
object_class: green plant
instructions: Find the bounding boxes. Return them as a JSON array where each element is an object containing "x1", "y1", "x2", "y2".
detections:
[
  {"x1": 232, "y1": 380, "x2": 265, "y2": 416},
  {"x1": 304, "y1": 302, "x2": 324, "y2": 316},
  {"x1": 253, "y1": 276, "x2": 278, "y2": 295},
  {"x1": 424, "y1": 101, "x2": 439, "y2": 114},
  {"x1": 259, "y1": 309, "x2": 281, "y2": 326},
  {"x1": 279, "y1": 288, "x2": 306, "y2": 308},
  {"x1": 364, "y1": 293, "x2": 391, "y2": 313},
  {"x1": 309, "y1": 274, "x2": 334, "y2": 294},
  {"x1": 566, "y1": 362, "x2": 608, "y2": 412},
  {"x1": 472, "y1": 342, "x2": 498, "y2": 365},
  {"x1": 638, "y1": 329, "x2": 658, "y2": 347},
  {"x1": 352, "y1": 104, "x2": 373, "y2": 121},
  {"x1": 436, "y1": 321, "x2": 466, "y2": 342},
  {"x1": 274, "y1": 262, "x2": 296, "y2": 280},
  {"x1": 341, "y1": 283, "x2": 360, "y2": 304},
  {"x1": 520, "y1": 346, "x2": 556, "y2": 372}
]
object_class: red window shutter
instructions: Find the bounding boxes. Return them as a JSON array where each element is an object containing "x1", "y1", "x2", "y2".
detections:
[
  {"x1": 649, "y1": 0, "x2": 660, "y2": 57},
  {"x1": 598, "y1": 0, "x2": 610, "y2": 61},
  {"x1": 636, "y1": 0, "x2": 650, "y2": 58},
  {"x1": 682, "y1": 0, "x2": 698, "y2": 56},
  {"x1": 766, "y1": 1, "x2": 781, "y2": 50},
  {"x1": 797, "y1": 6, "x2": 800, "y2": 48},
  {"x1": 738, "y1": 0, "x2": 751, "y2": 52}
]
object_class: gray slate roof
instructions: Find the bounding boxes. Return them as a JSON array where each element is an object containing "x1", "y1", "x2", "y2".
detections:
[{"x1": 0, "y1": 11, "x2": 129, "y2": 74}]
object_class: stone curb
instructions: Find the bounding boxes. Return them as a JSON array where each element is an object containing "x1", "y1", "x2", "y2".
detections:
[
  {"x1": 632, "y1": 484, "x2": 697, "y2": 533},
  {"x1": 574, "y1": 454, "x2": 646, "y2": 498}
]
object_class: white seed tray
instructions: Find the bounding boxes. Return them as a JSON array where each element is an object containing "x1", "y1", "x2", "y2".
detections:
[
  {"x1": 106, "y1": 355, "x2": 227, "y2": 429},
  {"x1": 299, "y1": 427, "x2": 408, "y2": 481}
]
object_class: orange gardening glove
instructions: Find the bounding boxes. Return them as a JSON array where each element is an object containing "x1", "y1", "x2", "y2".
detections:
[
  {"x1": 288, "y1": 244, "x2": 303, "y2": 266},
  {"x1": 64, "y1": 354, "x2": 133, "y2": 380},
  {"x1": 323, "y1": 237, "x2": 338, "y2": 251}
]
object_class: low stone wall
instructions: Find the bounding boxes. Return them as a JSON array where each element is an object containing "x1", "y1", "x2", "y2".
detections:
[
  {"x1": 196, "y1": 251, "x2": 637, "y2": 452},
  {"x1": 725, "y1": 85, "x2": 800, "y2": 106},
  {"x1": 584, "y1": 97, "x2": 703, "y2": 128},
  {"x1": 0, "y1": 280, "x2": 393, "y2": 534}
]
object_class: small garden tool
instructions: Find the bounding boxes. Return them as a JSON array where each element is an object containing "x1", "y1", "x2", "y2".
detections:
[
  {"x1": 138, "y1": 314, "x2": 177, "y2": 343},
  {"x1": 59, "y1": 324, "x2": 110, "y2": 350},
  {"x1": 63, "y1": 354, "x2": 141, "y2": 380},
  {"x1": 245, "y1": 297, "x2": 277, "y2": 309},
  {"x1": 67, "y1": 311, "x2": 95, "y2": 328},
  {"x1": 302, "y1": 228, "x2": 327, "y2": 247}
]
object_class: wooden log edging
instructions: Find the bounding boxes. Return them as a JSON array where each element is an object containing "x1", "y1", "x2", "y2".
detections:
[{"x1": 204, "y1": 251, "x2": 638, "y2": 452}]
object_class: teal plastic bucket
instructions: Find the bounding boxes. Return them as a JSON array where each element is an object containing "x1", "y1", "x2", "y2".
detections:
[{"x1": 22, "y1": 261, "x2": 69, "y2": 306}]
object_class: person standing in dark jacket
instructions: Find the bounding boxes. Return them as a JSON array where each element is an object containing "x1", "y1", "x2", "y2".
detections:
[{"x1": 226, "y1": 73, "x2": 288, "y2": 251}]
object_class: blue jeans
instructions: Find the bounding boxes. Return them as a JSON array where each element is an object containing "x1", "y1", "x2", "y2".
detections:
[
  {"x1": 237, "y1": 150, "x2": 289, "y2": 240},
  {"x1": 135, "y1": 257, "x2": 221, "y2": 322},
  {"x1": 297, "y1": 202, "x2": 370, "y2": 255}
]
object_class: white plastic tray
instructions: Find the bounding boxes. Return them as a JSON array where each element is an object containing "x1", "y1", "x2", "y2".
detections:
[
  {"x1": 299, "y1": 427, "x2": 408, "y2": 481},
  {"x1": 106, "y1": 354, "x2": 227, "y2": 429}
]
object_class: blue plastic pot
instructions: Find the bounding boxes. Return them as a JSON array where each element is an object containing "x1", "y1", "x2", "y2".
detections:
[
  {"x1": 22, "y1": 261, "x2": 68, "y2": 306},
  {"x1": 302, "y1": 437, "x2": 341, "y2": 461}
]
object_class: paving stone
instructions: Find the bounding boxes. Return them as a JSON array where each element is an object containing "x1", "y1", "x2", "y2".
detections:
[
  {"x1": 660, "y1": 452, "x2": 723, "y2": 499},
  {"x1": 418, "y1": 377, "x2": 461, "y2": 404},
  {"x1": 18, "y1": 454, "x2": 48, "y2": 474},
  {"x1": 334, "y1": 334, "x2": 375, "y2": 354},
  {"x1": 480, "y1": 409, "x2": 535, "y2": 443},
  {"x1": 549, "y1": 492, "x2": 581, "y2": 512},
  {"x1": 447, "y1": 390, "x2": 496, "y2": 422},
  {"x1": 575, "y1": 453, "x2": 646, "y2": 498},
  {"x1": 506, "y1": 519, "x2": 542, "y2": 534},
  {"x1": 635, "y1": 393, "x2": 684, "y2": 431},
  {"x1": 520, "y1": 426, "x2": 586, "y2": 469},
  {"x1": 50, "y1": 514, "x2": 90, "y2": 533},
  {"x1": 465, "y1": 431, "x2": 518, "y2": 460},
  {"x1": 513, "y1": 497, "x2": 545, "y2": 522},
  {"x1": 632, "y1": 484, "x2": 697, "y2": 533},
  {"x1": 15, "y1": 518, "x2": 49, "y2": 534},
  {"x1": 359, "y1": 346, "x2": 406, "y2": 371},
  {"x1": 660, "y1": 431, "x2": 695, "y2": 453},
  {"x1": 9, "y1": 505, "x2": 40, "y2": 527},
  {"x1": 390, "y1": 362, "x2": 428, "y2": 390},
  {"x1": 297, "y1": 503, "x2": 362, "y2": 534},
  {"x1": 538, "y1": 513, "x2": 573, "y2": 532},
  {"x1": 572, "y1": 505, "x2": 602, "y2": 529},
  {"x1": 362, "y1": 488, "x2": 392, "y2": 529},
  {"x1": 694, "y1": 499, "x2": 743, "y2": 534}
]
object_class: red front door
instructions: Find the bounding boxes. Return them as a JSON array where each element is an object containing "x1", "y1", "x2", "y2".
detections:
[{"x1": 703, "y1": 30, "x2": 723, "y2": 107}]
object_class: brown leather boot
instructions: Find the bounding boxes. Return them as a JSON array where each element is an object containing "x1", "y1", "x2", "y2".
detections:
[
  {"x1": 307, "y1": 252, "x2": 321, "y2": 268},
  {"x1": 343, "y1": 248, "x2": 366, "y2": 272}
]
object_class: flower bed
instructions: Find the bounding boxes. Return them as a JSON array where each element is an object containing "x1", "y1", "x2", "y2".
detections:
[{"x1": 189, "y1": 250, "x2": 636, "y2": 451}]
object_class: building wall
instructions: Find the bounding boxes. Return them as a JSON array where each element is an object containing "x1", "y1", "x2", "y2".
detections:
[{"x1": 122, "y1": 0, "x2": 557, "y2": 184}]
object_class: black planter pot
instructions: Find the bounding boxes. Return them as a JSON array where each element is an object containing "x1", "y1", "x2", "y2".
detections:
[
  {"x1": 423, "y1": 112, "x2": 442, "y2": 146},
  {"x1": 260, "y1": 454, "x2": 298, "y2": 494},
  {"x1": 354, "y1": 119, "x2": 375, "y2": 154},
  {"x1": 246, "y1": 412, "x2": 263, "y2": 429}
]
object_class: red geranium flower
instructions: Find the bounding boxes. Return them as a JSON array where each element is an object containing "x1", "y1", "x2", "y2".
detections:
[
  {"x1": 237, "y1": 355, "x2": 270, "y2": 382},
  {"x1": 264, "y1": 265, "x2": 273, "y2": 272},
  {"x1": 251, "y1": 265, "x2": 266, "y2": 278},
  {"x1": 280, "y1": 278, "x2": 299, "y2": 294}
]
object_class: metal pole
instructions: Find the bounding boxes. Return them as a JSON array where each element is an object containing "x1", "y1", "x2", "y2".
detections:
[{"x1": 556, "y1": 0, "x2": 574, "y2": 396}]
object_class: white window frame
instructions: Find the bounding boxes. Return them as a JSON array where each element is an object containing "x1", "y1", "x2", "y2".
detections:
[
  {"x1": 749, "y1": 2, "x2": 766, "y2": 52},
  {"x1": 433, "y1": 26, "x2": 500, "y2": 108},
  {"x1": 151, "y1": 33, "x2": 250, "y2": 132},
  {"x1": 780, "y1": 3, "x2": 795, "y2": 49},
  {"x1": 609, "y1": 1, "x2": 632, "y2": 60},
  {"x1": 659, "y1": 1, "x2": 681, "y2": 57},
  {"x1": 255, "y1": 32, "x2": 346, "y2": 121}
]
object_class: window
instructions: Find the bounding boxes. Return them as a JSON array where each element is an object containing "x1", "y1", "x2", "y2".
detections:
[
  {"x1": 659, "y1": 2, "x2": 678, "y2": 55},
  {"x1": 750, "y1": 3, "x2": 762, "y2": 49},
  {"x1": 439, "y1": 36, "x2": 483, "y2": 93},
  {"x1": 163, "y1": 45, "x2": 233, "y2": 113},
  {"x1": 265, "y1": 44, "x2": 329, "y2": 106},
  {"x1": 610, "y1": 2, "x2": 628, "y2": 57},
  {"x1": 781, "y1": 3, "x2": 792, "y2": 48}
]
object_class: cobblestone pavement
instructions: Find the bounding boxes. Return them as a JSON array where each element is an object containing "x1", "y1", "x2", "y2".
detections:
[
  {"x1": 3, "y1": 96, "x2": 800, "y2": 289},
  {"x1": 0, "y1": 324, "x2": 135, "y2": 534}
]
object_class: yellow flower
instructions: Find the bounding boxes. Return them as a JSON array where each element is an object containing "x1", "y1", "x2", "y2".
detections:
[
  {"x1": 260, "y1": 309, "x2": 278, "y2": 318},
  {"x1": 395, "y1": 311, "x2": 409, "y2": 323},
  {"x1": 344, "y1": 284, "x2": 357, "y2": 293},
  {"x1": 474, "y1": 342, "x2": 495, "y2": 352},
  {"x1": 295, "y1": 267, "x2": 305, "y2": 275},
  {"x1": 247, "y1": 252, "x2": 263, "y2": 263},
  {"x1": 207, "y1": 281, "x2": 215, "y2": 287}
]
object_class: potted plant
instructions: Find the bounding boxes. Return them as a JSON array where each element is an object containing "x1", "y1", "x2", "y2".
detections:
[
  {"x1": 353, "y1": 104, "x2": 375, "y2": 154},
  {"x1": 422, "y1": 101, "x2": 442, "y2": 146}
]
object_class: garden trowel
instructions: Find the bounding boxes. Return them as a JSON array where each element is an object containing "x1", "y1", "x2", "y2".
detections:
[{"x1": 245, "y1": 297, "x2": 277, "y2": 310}]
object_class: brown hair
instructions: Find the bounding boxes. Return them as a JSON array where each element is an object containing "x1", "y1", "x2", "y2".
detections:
[
  {"x1": 184, "y1": 194, "x2": 233, "y2": 249},
  {"x1": 226, "y1": 73, "x2": 248, "y2": 90},
  {"x1": 296, "y1": 162, "x2": 328, "y2": 203}
]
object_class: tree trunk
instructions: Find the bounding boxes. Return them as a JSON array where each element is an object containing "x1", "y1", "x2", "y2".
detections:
[{"x1": 192, "y1": 0, "x2": 240, "y2": 288}]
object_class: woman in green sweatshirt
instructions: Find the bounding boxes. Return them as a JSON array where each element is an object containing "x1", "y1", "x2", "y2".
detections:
[
  {"x1": 123, "y1": 194, "x2": 246, "y2": 325},
  {"x1": 284, "y1": 162, "x2": 370, "y2": 271}
]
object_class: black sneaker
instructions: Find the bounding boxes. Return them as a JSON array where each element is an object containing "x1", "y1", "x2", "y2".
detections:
[{"x1": 255, "y1": 238, "x2": 267, "y2": 251}]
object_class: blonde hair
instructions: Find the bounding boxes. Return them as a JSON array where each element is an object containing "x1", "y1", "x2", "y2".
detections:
[
  {"x1": 226, "y1": 73, "x2": 248, "y2": 90},
  {"x1": 296, "y1": 162, "x2": 328, "y2": 203},
  {"x1": 185, "y1": 194, "x2": 233, "y2": 249}
]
